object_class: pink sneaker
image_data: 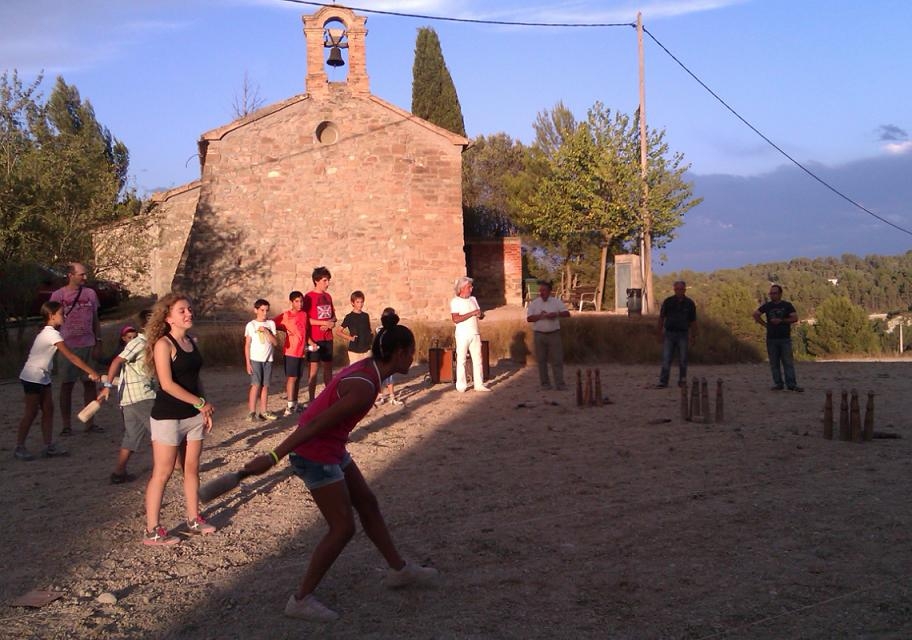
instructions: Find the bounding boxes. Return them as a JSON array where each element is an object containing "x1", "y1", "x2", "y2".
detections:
[
  {"x1": 186, "y1": 515, "x2": 216, "y2": 535},
  {"x1": 143, "y1": 525, "x2": 180, "y2": 546}
]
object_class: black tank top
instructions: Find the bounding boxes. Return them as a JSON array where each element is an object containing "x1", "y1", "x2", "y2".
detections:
[{"x1": 150, "y1": 334, "x2": 203, "y2": 420}]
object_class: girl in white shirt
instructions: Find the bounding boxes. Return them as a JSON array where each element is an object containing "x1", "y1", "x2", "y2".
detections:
[{"x1": 15, "y1": 301, "x2": 99, "y2": 461}]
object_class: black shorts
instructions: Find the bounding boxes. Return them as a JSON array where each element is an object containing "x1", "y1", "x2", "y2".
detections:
[
  {"x1": 21, "y1": 380, "x2": 51, "y2": 395},
  {"x1": 307, "y1": 340, "x2": 333, "y2": 363},
  {"x1": 284, "y1": 355, "x2": 305, "y2": 378}
]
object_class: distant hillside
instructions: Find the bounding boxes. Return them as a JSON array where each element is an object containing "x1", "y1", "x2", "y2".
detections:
[
  {"x1": 656, "y1": 251, "x2": 912, "y2": 316},
  {"x1": 661, "y1": 152, "x2": 912, "y2": 272}
]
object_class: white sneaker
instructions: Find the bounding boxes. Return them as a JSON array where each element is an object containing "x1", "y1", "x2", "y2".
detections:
[
  {"x1": 473, "y1": 385, "x2": 491, "y2": 392},
  {"x1": 384, "y1": 563, "x2": 439, "y2": 589},
  {"x1": 284, "y1": 593, "x2": 338, "y2": 621},
  {"x1": 283, "y1": 406, "x2": 295, "y2": 417}
]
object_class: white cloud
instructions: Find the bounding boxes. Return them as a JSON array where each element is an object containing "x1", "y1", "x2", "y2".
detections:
[
  {"x1": 248, "y1": 0, "x2": 747, "y2": 24},
  {"x1": 467, "y1": 0, "x2": 748, "y2": 24},
  {"x1": 884, "y1": 140, "x2": 912, "y2": 155}
]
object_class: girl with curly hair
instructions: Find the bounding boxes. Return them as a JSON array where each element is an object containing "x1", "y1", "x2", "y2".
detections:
[{"x1": 142, "y1": 293, "x2": 216, "y2": 545}]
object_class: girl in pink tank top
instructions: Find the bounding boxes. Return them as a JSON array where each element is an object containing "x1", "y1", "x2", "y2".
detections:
[{"x1": 242, "y1": 313, "x2": 439, "y2": 621}]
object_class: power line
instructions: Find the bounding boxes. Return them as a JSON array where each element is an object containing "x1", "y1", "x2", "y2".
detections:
[
  {"x1": 280, "y1": 0, "x2": 910, "y2": 237},
  {"x1": 277, "y1": 0, "x2": 634, "y2": 27},
  {"x1": 641, "y1": 26, "x2": 912, "y2": 237}
]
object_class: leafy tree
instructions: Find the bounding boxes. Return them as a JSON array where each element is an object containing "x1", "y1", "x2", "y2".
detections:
[
  {"x1": 805, "y1": 296, "x2": 879, "y2": 356},
  {"x1": 32, "y1": 77, "x2": 129, "y2": 262},
  {"x1": 0, "y1": 72, "x2": 133, "y2": 267},
  {"x1": 516, "y1": 119, "x2": 628, "y2": 291},
  {"x1": 0, "y1": 71, "x2": 44, "y2": 262},
  {"x1": 703, "y1": 282, "x2": 763, "y2": 348},
  {"x1": 513, "y1": 102, "x2": 699, "y2": 306},
  {"x1": 411, "y1": 27, "x2": 466, "y2": 136},
  {"x1": 461, "y1": 133, "x2": 524, "y2": 238},
  {"x1": 532, "y1": 101, "x2": 577, "y2": 159}
]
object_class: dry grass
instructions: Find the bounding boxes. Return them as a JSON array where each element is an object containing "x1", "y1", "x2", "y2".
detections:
[{"x1": 0, "y1": 313, "x2": 765, "y2": 380}]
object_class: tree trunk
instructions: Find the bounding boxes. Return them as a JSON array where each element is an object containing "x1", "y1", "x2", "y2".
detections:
[
  {"x1": 563, "y1": 261, "x2": 573, "y2": 301},
  {"x1": 595, "y1": 242, "x2": 610, "y2": 311}
]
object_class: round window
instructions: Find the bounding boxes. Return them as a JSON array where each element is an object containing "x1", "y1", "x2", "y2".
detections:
[{"x1": 315, "y1": 121, "x2": 339, "y2": 145}]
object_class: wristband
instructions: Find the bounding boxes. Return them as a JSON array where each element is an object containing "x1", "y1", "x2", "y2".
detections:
[
  {"x1": 269, "y1": 450, "x2": 280, "y2": 465},
  {"x1": 103, "y1": 382, "x2": 113, "y2": 389},
  {"x1": 193, "y1": 397, "x2": 206, "y2": 409}
]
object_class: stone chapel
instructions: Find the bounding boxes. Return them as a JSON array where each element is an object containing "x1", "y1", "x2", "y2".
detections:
[{"x1": 102, "y1": 5, "x2": 518, "y2": 319}]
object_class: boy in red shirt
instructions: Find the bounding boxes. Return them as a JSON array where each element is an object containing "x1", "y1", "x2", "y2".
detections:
[
  {"x1": 303, "y1": 267, "x2": 336, "y2": 404},
  {"x1": 273, "y1": 291, "x2": 309, "y2": 416}
]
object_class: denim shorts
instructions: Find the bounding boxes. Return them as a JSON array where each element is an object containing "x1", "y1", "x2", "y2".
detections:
[
  {"x1": 250, "y1": 360, "x2": 272, "y2": 387},
  {"x1": 289, "y1": 451, "x2": 352, "y2": 490}
]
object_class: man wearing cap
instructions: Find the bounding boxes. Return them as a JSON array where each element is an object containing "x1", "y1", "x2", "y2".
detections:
[
  {"x1": 526, "y1": 280, "x2": 571, "y2": 390},
  {"x1": 50, "y1": 262, "x2": 103, "y2": 435}
]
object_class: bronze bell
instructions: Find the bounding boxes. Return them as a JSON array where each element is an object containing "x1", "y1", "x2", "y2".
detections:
[{"x1": 326, "y1": 46, "x2": 344, "y2": 67}]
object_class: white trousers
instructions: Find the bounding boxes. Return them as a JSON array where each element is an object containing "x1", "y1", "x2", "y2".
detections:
[{"x1": 455, "y1": 333, "x2": 484, "y2": 392}]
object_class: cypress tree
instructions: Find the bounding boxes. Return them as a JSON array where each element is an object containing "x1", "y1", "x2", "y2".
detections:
[{"x1": 411, "y1": 27, "x2": 466, "y2": 136}]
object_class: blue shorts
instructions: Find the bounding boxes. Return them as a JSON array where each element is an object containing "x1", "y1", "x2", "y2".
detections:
[
  {"x1": 250, "y1": 360, "x2": 272, "y2": 387},
  {"x1": 289, "y1": 451, "x2": 352, "y2": 490},
  {"x1": 306, "y1": 340, "x2": 334, "y2": 363}
]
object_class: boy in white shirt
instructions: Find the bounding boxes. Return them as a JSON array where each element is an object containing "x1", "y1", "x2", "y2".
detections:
[{"x1": 244, "y1": 299, "x2": 278, "y2": 421}]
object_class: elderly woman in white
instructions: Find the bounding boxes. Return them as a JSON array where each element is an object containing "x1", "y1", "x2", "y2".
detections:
[{"x1": 449, "y1": 277, "x2": 490, "y2": 393}]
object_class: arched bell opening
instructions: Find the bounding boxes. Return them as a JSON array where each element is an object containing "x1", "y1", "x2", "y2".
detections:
[{"x1": 323, "y1": 17, "x2": 349, "y2": 81}]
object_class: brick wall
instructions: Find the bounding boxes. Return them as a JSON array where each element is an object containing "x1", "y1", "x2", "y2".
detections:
[
  {"x1": 173, "y1": 87, "x2": 469, "y2": 321},
  {"x1": 466, "y1": 237, "x2": 522, "y2": 308}
]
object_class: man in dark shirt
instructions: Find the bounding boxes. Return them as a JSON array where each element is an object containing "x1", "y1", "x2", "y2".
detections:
[
  {"x1": 753, "y1": 284, "x2": 803, "y2": 392},
  {"x1": 656, "y1": 281, "x2": 697, "y2": 388}
]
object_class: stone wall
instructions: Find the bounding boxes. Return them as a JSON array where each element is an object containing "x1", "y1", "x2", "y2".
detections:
[
  {"x1": 173, "y1": 88, "x2": 469, "y2": 321},
  {"x1": 150, "y1": 183, "x2": 200, "y2": 297},
  {"x1": 93, "y1": 181, "x2": 200, "y2": 298},
  {"x1": 465, "y1": 237, "x2": 522, "y2": 308}
]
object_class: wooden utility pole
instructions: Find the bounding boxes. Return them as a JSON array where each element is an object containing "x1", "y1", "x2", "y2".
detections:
[{"x1": 637, "y1": 12, "x2": 654, "y2": 314}]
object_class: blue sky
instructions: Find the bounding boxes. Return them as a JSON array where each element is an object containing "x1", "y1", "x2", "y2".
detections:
[{"x1": 2, "y1": 0, "x2": 910, "y2": 272}]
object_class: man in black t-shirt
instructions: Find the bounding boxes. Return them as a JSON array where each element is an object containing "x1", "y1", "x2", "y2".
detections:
[
  {"x1": 753, "y1": 284, "x2": 803, "y2": 392},
  {"x1": 656, "y1": 281, "x2": 697, "y2": 388}
]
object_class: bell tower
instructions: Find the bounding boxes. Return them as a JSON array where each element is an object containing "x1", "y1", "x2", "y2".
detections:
[{"x1": 302, "y1": 6, "x2": 370, "y2": 97}]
